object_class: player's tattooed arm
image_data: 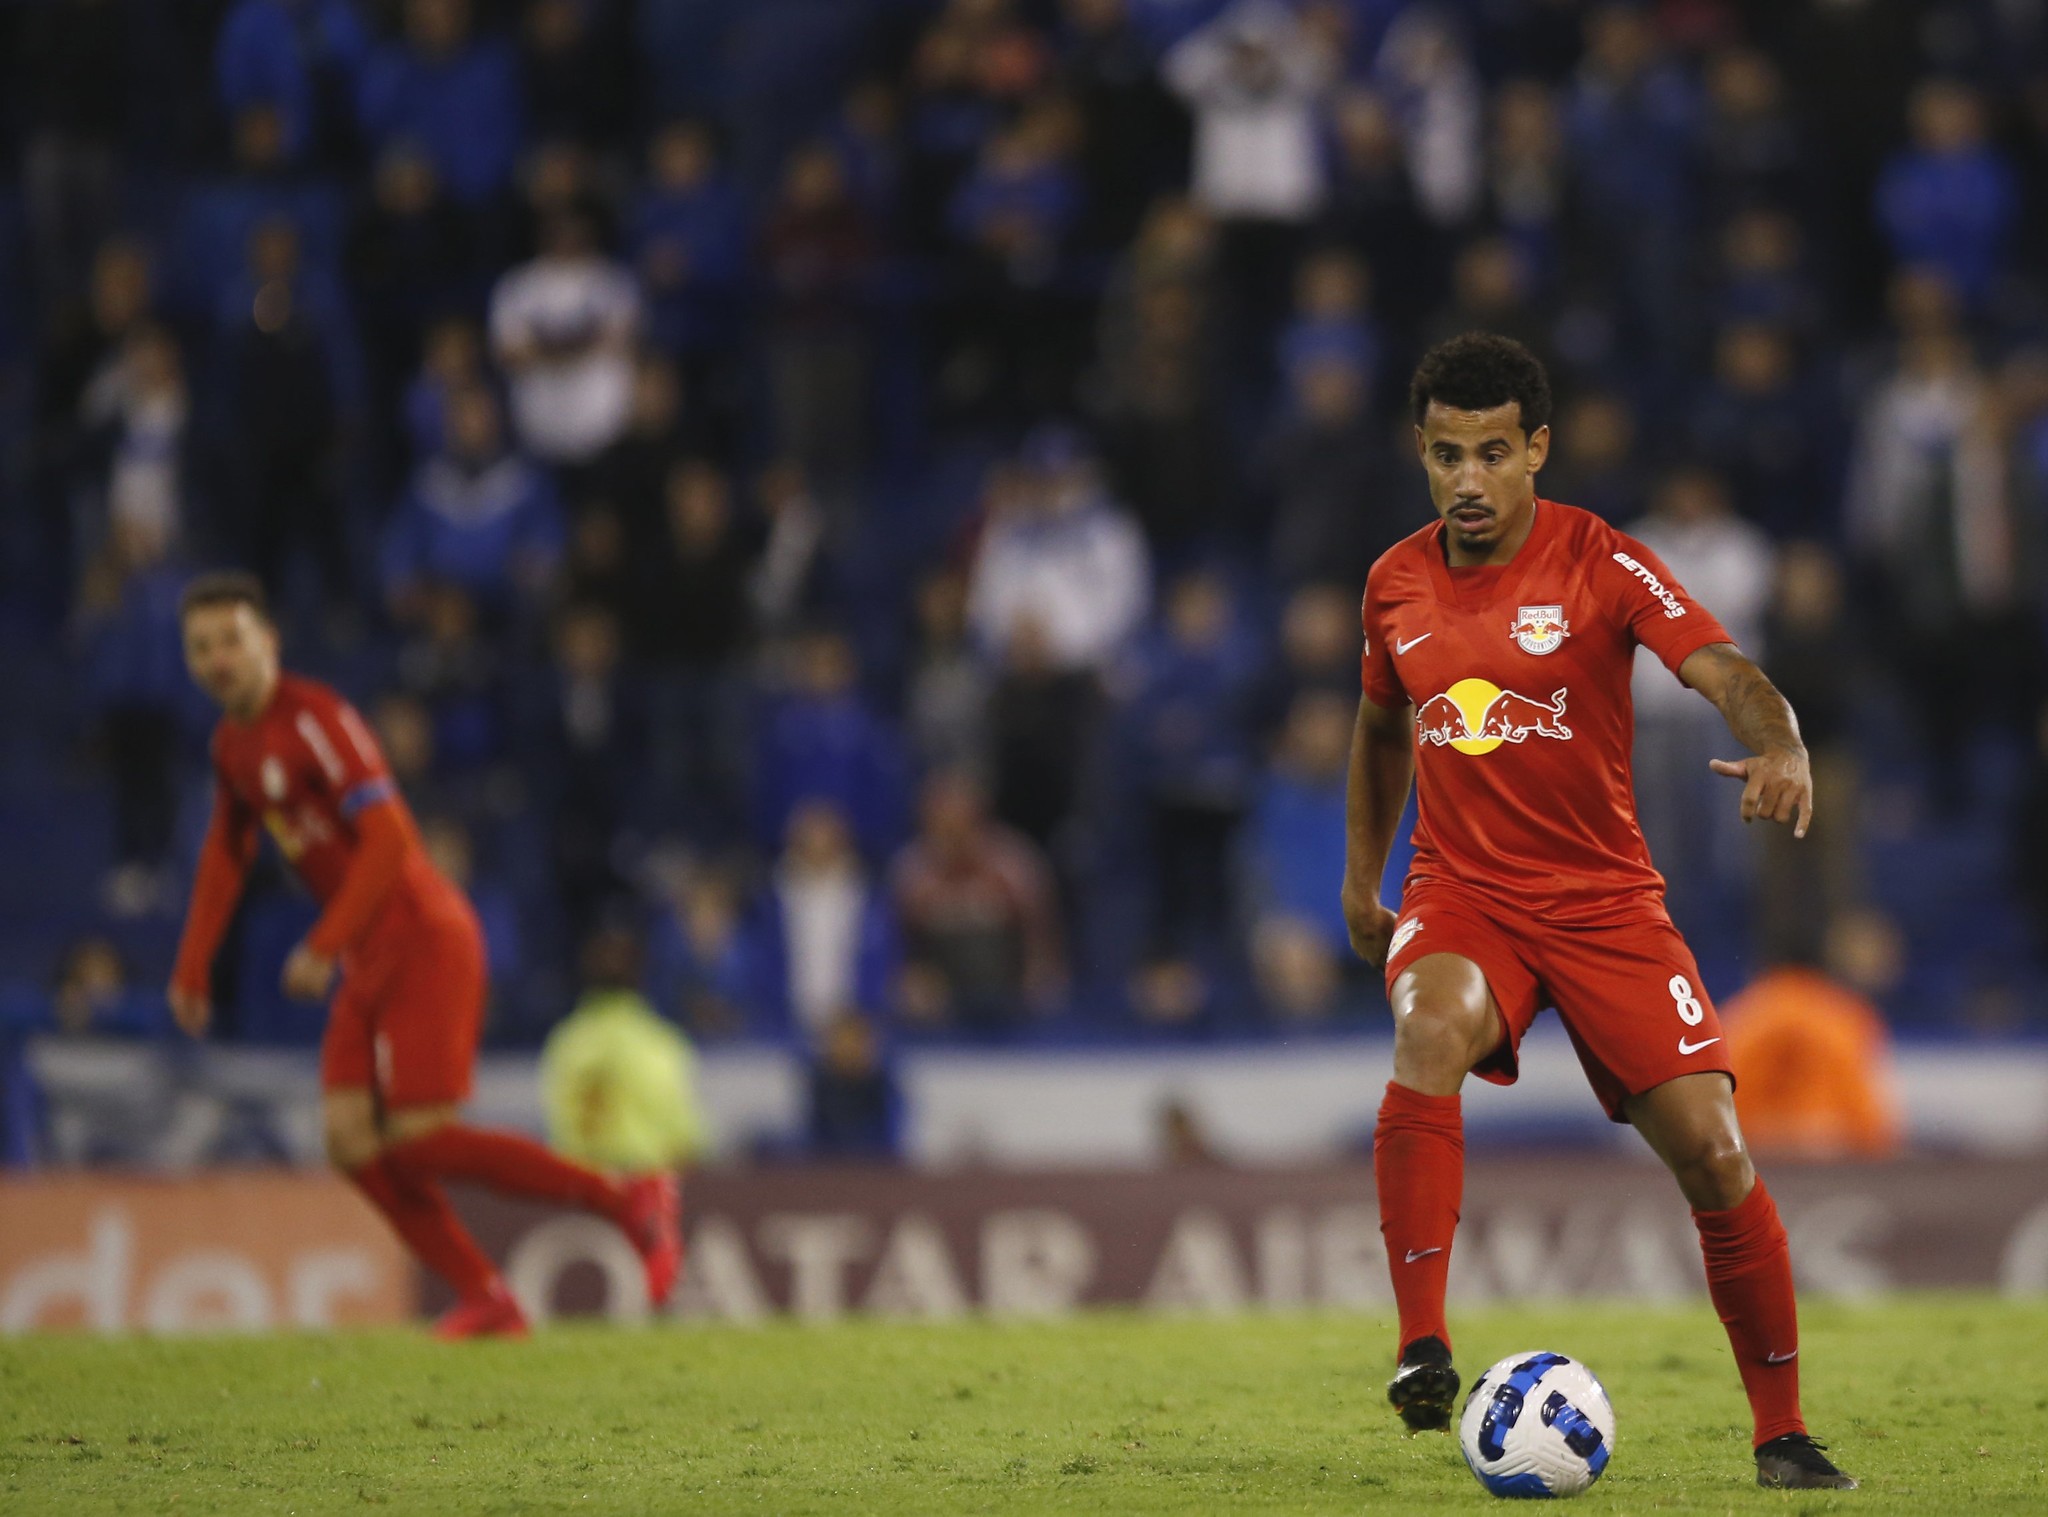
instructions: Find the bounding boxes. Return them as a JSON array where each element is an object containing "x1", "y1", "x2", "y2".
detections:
[
  {"x1": 1342, "y1": 694, "x2": 1414, "y2": 964},
  {"x1": 1678, "y1": 642, "x2": 1813, "y2": 839}
]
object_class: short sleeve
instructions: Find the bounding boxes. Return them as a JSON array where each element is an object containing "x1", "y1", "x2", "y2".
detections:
[
  {"x1": 1359, "y1": 577, "x2": 1406, "y2": 708},
  {"x1": 1602, "y1": 531, "x2": 1735, "y2": 677},
  {"x1": 293, "y1": 695, "x2": 397, "y2": 818}
]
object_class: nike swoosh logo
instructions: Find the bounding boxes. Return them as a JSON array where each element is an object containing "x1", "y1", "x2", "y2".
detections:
[
  {"x1": 1765, "y1": 1350, "x2": 1798, "y2": 1364},
  {"x1": 1404, "y1": 1247, "x2": 1443, "y2": 1263},
  {"x1": 1678, "y1": 1035, "x2": 1722, "y2": 1056},
  {"x1": 1394, "y1": 634, "x2": 1432, "y2": 655}
]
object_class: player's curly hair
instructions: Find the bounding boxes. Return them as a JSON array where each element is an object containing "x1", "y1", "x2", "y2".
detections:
[{"x1": 1408, "y1": 331, "x2": 1552, "y2": 433}]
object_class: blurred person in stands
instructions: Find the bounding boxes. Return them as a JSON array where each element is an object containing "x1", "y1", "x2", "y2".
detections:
[
  {"x1": 347, "y1": 144, "x2": 477, "y2": 452},
  {"x1": 1276, "y1": 249, "x2": 1378, "y2": 410},
  {"x1": 748, "y1": 459, "x2": 839, "y2": 644},
  {"x1": 1690, "y1": 319, "x2": 1840, "y2": 539},
  {"x1": 380, "y1": 382, "x2": 564, "y2": 624},
  {"x1": 967, "y1": 425, "x2": 1150, "y2": 674},
  {"x1": 1721, "y1": 911, "x2": 1903, "y2": 1161},
  {"x1": 1321, "y1": 86, "x2": 1435, "y2": 321},
  {"x1": 53, "y1": 936, "x2": 166, "y2": 1038},
  {"x1": 1418, "y1": 235, "x2": 1547, "y2": 368},
  {"x1": 18, "y1": 0, "x2": 131, "y2": 303},
  {"x1": 634, "y1": 458, "x2": 756, "y2": 841},
  {"x1": 35, "y1": 238, "x2": 156, "y2": 548},
  {"x1": 945, "y1": 98, "x2": 1088, "y2": 423},
  {"x1": 75, "y1": 506, "x2": 193, "y2": 918},
  {"x1": 215, "y1": 216, "x2": 355, "y2": 610},
  {"x1": 1258, "y1": 355, "x2": 1399, "y2": 593},
  {"x1": 214, "y1": 0, "x2": 370, "y2": 169},
  {"x1": 891, "y1": 770, "x2": 1065, "y2": 1035},
  {"x1": 393, "y1": 583, "x2": 511, "y2": 777},
  {"x1": 646, "y1": 856, "x2": 750, "y2": 1041},
  {"x1": 357, "y1": 0, "x2": 525, "y2": 210},
  {"x1": 401, "y1": 317, "x2": 487, "y2": 464},
  {"x1": 1876, "y1": 78, "x2": 2017, "y2": 312},
  {"x1": 752, "y1": 629, "x2": 908, "y2": 863},
  {"x1": 1698, "y1": 46, "x2": 1807, "y2": 223},
  {"x1": 749, "y1": 800, "x2": 899, "y2": 1046},
  {"x1": 1120, "y1": 570, "x2": 1263, "y2": 962},
  {"x1": 1844, "y1": 270, "x2": 2035, "y2": 808},
  {"x1": 527, "y1": 602, "x2": 644, "y2": 940},
  {"x1": 1482, "y1": 79, "x2": 1565, "y2": 295},
  {"x1": 1562, "y1": 4, "x2": 1700, "y2": 363},
  {"x1": 1246, "y1": 690, "x2": 1358, "y2": 1024},
  {"x1": 520, "y1": 0, "x2": 633, "y2": 151},
  {"x1": 169, "y1": 573, "x2": 679, "y2": 1337},
  {"x1": 1089, "y1": 199, "x2": 1233, "y2": 559},
  {"x1": 905, "y1": 569, "x2": 991, "y2": 782},
  {"x1": 1266, "y1": 583, "x2": 1363, "y2": 718},
  {"x1": 759, "y1": 140, "x2": 878, "y2": 486},
  {"x1": 988, "y1": 611, "x2": 1099, "y2": 860},
  {"x1": 417, "y1": 813, "x2": 521, "y2": 1030},
  {"x1": 806, "y1": 1009, "x2": 903, "y2": 1160},
  {"x1": 542, "y1": 925, "x2": 708, "y2": 1178},
  {"x1": 1164, "y1": 0, "x2": 1334, "y2": 373},
  {"x1": 905, "y1": 567, "x2": 990, "y2": 776},
  {"x1": 589, "y1": 354, "x2": 704, "y2": 555},
  {"x1": 1371, "y1": 5, "x2": 1483, "y2": 233},
  {"x1": 630, "y1": 120, "x2": 746, "y2": 442},
  {"x1": 1057, "y1": 0, "x2": 1189, "y2": 253},
  {"x1": 1538, "y1": 389, "x2": 1644, "y2": 525},
  {"x1": 490, "y1": 209, "x2": 640, "y2": 473},
  {"x1": 1626, "y1": 467, "x2": 1775, "y2": 925},
  {"x1": 1755, "y1": 544, "x2": 1863, "y2": 962}
]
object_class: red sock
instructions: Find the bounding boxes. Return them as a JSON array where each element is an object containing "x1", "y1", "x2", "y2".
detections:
[
  {"x1": 387, "y1": 1125, "x2": 627, "y2": 1221},
  {"x1": 349, "y1": 1156, "x2": 499, "y2": 1302},
  {"x1": 1694, "y1": 1180, "x2": 1806, "y2": 1447},
  {"x1": 1374, "y1": 1080, "x2": 1464, "y2": 1359}
]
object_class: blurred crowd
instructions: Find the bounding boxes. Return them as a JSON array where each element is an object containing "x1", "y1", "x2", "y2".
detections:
[{"x1": 8, "y1": 0, "x2": 2048, "y2": 1089}]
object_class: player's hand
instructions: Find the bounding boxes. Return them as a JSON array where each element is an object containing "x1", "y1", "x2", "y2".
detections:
[
  {"x1": 168, "y1": 985, "x2": 212, "y2": 1038},
  {"x1": 1342, "y1": 877, "x2": 1400, "y2": 967},
  {"x1": 1709, "y1": 747, "x2": 1812, "y2": 838},
  {"x1": 281, "y1": 943, "x2": 338, "y2": 1002}
]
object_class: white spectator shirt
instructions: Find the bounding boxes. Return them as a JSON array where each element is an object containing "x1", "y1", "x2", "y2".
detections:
[
  {"x1": 1164, "y1": 0, "x2": 1331, "y2": 223},
  {"x1": 489, "y1": 255, "x2": 641, "y2": 463},
  {"x1": 968, "y1": 501, "x2": 1152, "y2": 674},
  {"x1": 1625, "y1": 514, "x2": 1775, "y2": 717}
]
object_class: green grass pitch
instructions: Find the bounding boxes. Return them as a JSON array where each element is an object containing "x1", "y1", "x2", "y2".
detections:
[{"x1": 4, "y1": 1295, "x2": 2045, "y2": 1514}]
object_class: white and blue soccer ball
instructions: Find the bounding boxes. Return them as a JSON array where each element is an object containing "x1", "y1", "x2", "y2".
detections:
[{"x1": 1458, "y1": 1350, "x2": 1616, "y2": 1499}]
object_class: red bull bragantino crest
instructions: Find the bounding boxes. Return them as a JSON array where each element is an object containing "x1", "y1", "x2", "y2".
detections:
[
  {"x1": 1416, "y1": 680, "x2": 1573, "y2": 755},
  {"x1": 1509, "y1": 604, "x2": 1570, "y2": 654}
]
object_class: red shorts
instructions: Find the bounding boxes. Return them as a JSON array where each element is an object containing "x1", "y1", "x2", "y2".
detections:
[
  {"x1": 321, "y1": 896, "x2": 486, "y2": 1108},
  {"x1": 1384, "y1": 879, "x2": 1734, "y2": 1121}
]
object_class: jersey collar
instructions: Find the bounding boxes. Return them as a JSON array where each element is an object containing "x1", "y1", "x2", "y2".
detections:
[{"x1": 1424, "y1": 496, "x2": 1554, "y2": 610}]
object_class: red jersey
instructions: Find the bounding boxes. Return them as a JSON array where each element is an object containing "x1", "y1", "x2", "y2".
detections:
[
  {"x1": 1360, "y1": 499, "x2": 1731, "y2": 926},
  {"x1": 195, "y1": 674, "x2": 452, "y2": 958}
]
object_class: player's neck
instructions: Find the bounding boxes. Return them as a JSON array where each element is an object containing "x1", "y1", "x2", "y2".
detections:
[
  {"x1": 1443, "y1": 495, "x2": 1539, "y2": 569},
  {"x1": 224, "y1": 668, "x2": 282, "y2": 726}
]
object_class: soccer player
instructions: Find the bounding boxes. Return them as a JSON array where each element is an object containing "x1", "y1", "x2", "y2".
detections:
[
  {"x1": 1344, "y1": 335, "x2": 1855, "y2": 1490},
  {"x1": 168, "y1": 573, "x2": 682, "y2": 1339}
]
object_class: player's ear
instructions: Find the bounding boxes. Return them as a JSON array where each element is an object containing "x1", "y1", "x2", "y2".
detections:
[
  {"x1": 1412, "y1": 424, "x2": 1428, "y2": 464},
  {"x1": 1525, "y1": 424, "x2": 1550, "y2": 475}
]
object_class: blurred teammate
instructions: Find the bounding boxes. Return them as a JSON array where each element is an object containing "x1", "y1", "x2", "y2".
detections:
[
  {"x1": 1343, "y1": 335, "x2": 1854, "y2": 1489},
  {"x1": 168, "y1": 573, "x2": 681, "y2": 1339}
]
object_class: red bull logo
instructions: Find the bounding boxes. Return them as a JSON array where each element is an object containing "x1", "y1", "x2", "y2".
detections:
[
  {"x1": 1509, "y1": 603, "x2": 1570, "y2": 655},
  {"x1": 1416, "y1": 679, "x2": 1572, "y2": 755}
]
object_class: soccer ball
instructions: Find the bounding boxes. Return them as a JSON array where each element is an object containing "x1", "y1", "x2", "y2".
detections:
[{"x1": 1458, "y1": 1350, "x2": 1616, "y2": 1498}]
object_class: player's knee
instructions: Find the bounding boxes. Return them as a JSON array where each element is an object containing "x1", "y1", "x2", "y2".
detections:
[
  {"x1": 323, "y1": 1111, "x2": 381, "y2": 1172},
  {"x1": 1393, "y1": 995, "x2": 1493, "y2": 1074},
  {"x1": 1670, "y1": 1134, "x2": 1754, "y2": 1211}
]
